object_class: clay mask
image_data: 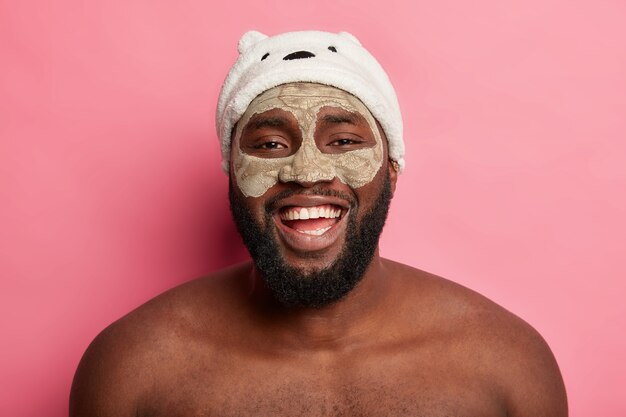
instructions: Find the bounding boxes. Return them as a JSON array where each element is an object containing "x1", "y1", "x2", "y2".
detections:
[{"x1": 231, "y1": 83, "x2": 384, "y2": 197}]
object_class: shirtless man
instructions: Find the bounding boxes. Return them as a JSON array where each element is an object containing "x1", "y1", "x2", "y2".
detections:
[{"x1": 70, "y1": 31, "x2": 567, "y2": 416}]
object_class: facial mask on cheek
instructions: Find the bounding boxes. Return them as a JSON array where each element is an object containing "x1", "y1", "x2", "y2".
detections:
[{"x1": 232, "y1": 83, "x2": 384, "y2": 198}]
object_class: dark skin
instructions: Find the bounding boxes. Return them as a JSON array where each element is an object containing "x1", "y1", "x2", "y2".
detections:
[{"x1": 70, "y1": 102, "x2": 568, "y2": 416}]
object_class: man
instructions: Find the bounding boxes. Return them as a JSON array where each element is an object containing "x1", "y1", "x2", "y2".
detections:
[{"x1": 70, "y1": 31, "x2": 567, "y2": 416}]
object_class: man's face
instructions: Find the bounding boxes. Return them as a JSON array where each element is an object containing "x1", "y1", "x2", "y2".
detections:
[{"x1": 229, "y1": 83, "x2": 396, "y2": 307}]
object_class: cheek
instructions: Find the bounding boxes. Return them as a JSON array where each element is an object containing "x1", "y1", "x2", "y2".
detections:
[
  {"x1": 233, "y1": 152, "x2": 289, "y2": 198},
  {"x1": 332, "y1": 145, "x2": 384, "y2": 189}
]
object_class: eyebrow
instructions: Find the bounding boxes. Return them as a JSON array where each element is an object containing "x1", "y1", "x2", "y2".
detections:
[
  {"x1": 320, "y1": 113, "x2": 361, "y2": 126},
  {"x1": 250, "y1": 116, "x2": 289, "y2": 129}
]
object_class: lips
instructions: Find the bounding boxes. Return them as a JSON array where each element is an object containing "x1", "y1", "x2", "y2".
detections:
[{"x1": 271, "y1": 195, "x2": 350, "y2": 252}]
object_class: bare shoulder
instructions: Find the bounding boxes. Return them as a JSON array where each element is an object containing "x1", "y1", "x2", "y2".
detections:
[
  {"x1": 69, "y1": 261, "x2": 253, "y2": 417},
  {"x1": 384, "y1": 259, "x2": 568, "y2": 416}
]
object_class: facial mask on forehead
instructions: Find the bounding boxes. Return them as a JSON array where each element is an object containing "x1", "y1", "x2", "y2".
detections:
[{"x1": 231, "y1": 83, "x2": 384, "y2": 198}]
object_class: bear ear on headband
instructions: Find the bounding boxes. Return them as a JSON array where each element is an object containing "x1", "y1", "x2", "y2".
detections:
[{"x1": 238, "y1": 31, "x2": 268, "y2": 53}]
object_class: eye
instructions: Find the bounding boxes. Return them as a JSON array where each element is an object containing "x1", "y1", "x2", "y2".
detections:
[
  {"x1": 255, "y1": 141, "x2": 287, "y2": 150},
  {"x1": 329, "y1": 138, "x2": 359, "y2": 146},
  {"x1": 328, "y1": 46, "x2": 337, "y2": 52},
  {"x1": 261, "y1": 52, "x2": 269, "y2": 61},
  {"x1": 322, "y1": 135, "x2": 368, "y2": 154}
]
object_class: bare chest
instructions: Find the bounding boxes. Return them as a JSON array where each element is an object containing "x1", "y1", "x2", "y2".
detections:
[{"x1": 141, "y1": 350, "x2": 506, "y2": 417}]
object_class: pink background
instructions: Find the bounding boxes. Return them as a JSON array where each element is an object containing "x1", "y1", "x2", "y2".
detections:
[{"x1": 2, "y1": 0, "x2": 625, "y2": 415}]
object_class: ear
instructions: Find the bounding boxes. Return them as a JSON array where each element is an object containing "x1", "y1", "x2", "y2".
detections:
[
  {"x1": 238, "y1": 31, "x2": 268, "y2": 53},
  {"x1": 388, "y1": 159, "x2": 399, "y2": 197},
  {"x1": 338, "y1": 32, "x2": 362, "y2": 46}
]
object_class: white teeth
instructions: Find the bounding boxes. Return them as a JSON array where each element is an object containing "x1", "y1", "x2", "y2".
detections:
[{"x1": 280, "y1": 204, "x2": 343, "y2": 221}]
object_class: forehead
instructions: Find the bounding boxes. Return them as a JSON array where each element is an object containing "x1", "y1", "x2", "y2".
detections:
[{"x1": 245, "y1": 83, "x2": 370, "y2": 116}]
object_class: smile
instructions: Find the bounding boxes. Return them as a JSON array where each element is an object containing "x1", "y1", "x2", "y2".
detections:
[
  {"x1": 271, "y1": 195, "x2": 350, "y2": 253},
  {"x1": 279, "y1": 204, "x2": 344, "y2": 236},
  {"x1": 279, "y1": 205, "x2": 343, "y2": 221}
]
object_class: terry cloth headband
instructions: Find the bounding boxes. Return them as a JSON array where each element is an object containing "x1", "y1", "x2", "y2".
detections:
[{"x1": 216, "y1": 30, "x2": 405, "y2": 174}]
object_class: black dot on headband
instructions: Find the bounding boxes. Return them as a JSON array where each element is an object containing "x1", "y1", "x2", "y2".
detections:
[
  {"x1": 328, "y1": 46, "x2": 337, "y2": 52},
  {"x1": 261, "y1": 52, "x2": 269, "y2": 61},
  {"x1": 283, "y1": 51, "x2": 315, "y2": 60}
]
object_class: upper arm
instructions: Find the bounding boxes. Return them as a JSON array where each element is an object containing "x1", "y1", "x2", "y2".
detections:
[
  {"x1": 501, "y1": 324, "x2": 568, "y2": 417},
  {"x1": 70, "y1": 326, "x2": 147, "y2": 417}
]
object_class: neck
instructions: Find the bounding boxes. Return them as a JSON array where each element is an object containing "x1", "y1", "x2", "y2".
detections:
[{"x1": 246, "y1": 250, "x2": 392, "y2": 351}]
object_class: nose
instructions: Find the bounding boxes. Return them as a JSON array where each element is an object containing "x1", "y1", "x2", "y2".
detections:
[{"x1": 279, "y1": 142, "x2": 336, "y2": 186}]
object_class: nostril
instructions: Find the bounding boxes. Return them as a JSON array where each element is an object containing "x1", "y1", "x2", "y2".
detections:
[{"x1": 283, "y1": 51, "x2": 316, "y2": 60}]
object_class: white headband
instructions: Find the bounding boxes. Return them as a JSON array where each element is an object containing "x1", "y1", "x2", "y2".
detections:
[{"x1": 216, "y1": 30, "x2": 404, "y2": 173}]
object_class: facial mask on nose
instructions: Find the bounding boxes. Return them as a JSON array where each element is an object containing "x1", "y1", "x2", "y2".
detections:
[{"x1": 231, "y1": 83, "x2": 384, "y2": 198}]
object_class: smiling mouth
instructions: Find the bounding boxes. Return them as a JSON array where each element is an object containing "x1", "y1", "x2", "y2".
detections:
[{"x1": 278, "y1": 204, "x2": 346, "y2": 236}]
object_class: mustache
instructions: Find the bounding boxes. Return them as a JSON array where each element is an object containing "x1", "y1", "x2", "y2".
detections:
[{"x1": 265, "y1": 186, "x2": 357, "y2": 212}]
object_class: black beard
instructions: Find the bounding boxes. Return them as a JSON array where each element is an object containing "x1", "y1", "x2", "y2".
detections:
[{"x1": 229, "y1": 172, "x2": 392, "y2": 309}]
